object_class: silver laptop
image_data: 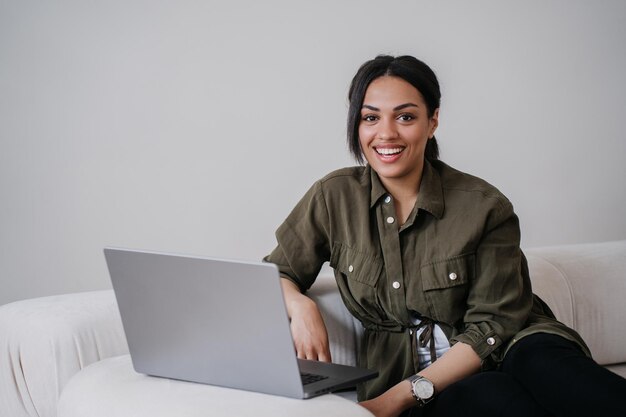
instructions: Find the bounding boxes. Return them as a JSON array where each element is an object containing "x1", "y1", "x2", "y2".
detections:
[{"x1": 104, "y1": 247, "x2": 377, "y2": 399}]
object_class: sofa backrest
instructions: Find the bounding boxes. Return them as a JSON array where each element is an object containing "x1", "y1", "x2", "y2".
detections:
[{"x1": 525, "y1": 240, "x2": 626, "y2": 367}]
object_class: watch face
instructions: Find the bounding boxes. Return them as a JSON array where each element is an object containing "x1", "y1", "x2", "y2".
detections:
[{"x1": 414, "y1": 379, "x2": 434, "y2": 399}]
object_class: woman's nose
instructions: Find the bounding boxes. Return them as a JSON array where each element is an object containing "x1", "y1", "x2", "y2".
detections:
[{"x1": 377, "y1": 118, "x2": 398, "y2": 140}]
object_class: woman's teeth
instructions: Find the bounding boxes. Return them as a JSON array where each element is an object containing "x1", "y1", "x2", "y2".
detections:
[{"x1": 376, "y1": 147, "x2": 403, "y2": 155}]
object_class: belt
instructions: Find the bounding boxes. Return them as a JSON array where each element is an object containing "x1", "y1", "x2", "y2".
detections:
[
  {"x1": 361, "y1": 319, "x2": 438, "y2": 370},
  {"x1": 409, "y1": 317, "x2": 437, "y2": 371}
]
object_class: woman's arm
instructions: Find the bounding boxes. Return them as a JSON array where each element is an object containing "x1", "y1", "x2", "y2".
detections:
[
  {"x1": 361, "y1": 200, "x2": 529, "y2": 416},
  {"x1": 359, "y1": 341, "x2": 481, "y2": 417},
  {"x1": 281, "y1": 277, "x2": 332, "y2": 362}
]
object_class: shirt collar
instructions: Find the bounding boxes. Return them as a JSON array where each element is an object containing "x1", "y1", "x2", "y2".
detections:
[
  {"x1": 368, "y1": 165, "x2": 388, "y2": 208},
  {"x1": 368, "y1": 160, "x2": 444, "y2": 219},
  {"x1": 416, "y1": 160, "x2": 444, "y2": 219}
]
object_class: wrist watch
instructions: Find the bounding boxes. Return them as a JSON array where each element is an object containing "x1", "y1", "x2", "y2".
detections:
[{"x1": 407, "y1": 374, "x2": 435, "y2": 407}]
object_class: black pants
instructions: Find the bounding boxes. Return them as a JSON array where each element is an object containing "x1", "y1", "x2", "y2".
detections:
[{"x1": 417, "y1": 333, "x2": 626, "y2": 417}]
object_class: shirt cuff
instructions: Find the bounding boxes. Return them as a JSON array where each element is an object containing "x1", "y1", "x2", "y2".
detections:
[{"x1": 449, "y1": 322, "x2": 502, "y2": 366}]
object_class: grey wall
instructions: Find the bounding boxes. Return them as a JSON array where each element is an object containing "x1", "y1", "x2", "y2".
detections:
[{"x1": 1, "y1": 0, "x2": 625, "y2": 305}]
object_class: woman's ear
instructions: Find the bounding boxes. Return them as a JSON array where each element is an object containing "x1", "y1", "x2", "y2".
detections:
[{"x1": 429, "y1": 108, "x2": 440, "y2": 139}]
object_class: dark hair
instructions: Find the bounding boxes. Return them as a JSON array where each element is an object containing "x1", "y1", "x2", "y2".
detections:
[{"x1": 347, "y1": 55, "x2": 441, "y2": 164}]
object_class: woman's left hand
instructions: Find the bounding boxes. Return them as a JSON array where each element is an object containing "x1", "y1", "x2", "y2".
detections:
[
  {"x1": 359, "y1": 397, "x2": 396, "y2": 417},
  {"x1": 360, "y1": 342, "x2": 482, "y2": 416},
  {"x1": 358, "y1": 380, "x2": 414, "y2": 417}
]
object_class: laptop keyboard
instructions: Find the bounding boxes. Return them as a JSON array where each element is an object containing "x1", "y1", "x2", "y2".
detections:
[{"x1": 300, "y1": 372, "x2": 329, "y2": 385}]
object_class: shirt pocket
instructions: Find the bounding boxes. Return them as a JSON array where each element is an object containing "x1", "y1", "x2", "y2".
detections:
[
  {"x1": 330, "y1": 243, "x2": 386, "y2": 319},
  {"x1": 420, "y1": 253, "x2": 475, "y2": 326},
  {"x1": 330, "y1": 243, "x2": 383, "y2": 287}
]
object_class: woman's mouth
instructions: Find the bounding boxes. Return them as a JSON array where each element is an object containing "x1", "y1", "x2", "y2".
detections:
[
  {"x1": 375, "y1": 147, "x2": 404, "y2": 156},
  {"x1": 374, "y1": 146, "x2": 405, "y2": 162}
]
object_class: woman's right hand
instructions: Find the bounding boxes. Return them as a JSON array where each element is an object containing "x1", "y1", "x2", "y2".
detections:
[{"x1": 281, "y1": 278, "x2": 332, "y2": 362}]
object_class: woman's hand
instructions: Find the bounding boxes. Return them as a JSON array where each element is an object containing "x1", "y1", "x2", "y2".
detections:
[
  {"x1": 360, "y1": 342, "x2": 482, "y2": 416},
  {"x1": 281, "y1": 278, "x2": 332, "y2": 362},
  {"x1": 359, "y1": 380, "x2": 414, "y2": 417}
]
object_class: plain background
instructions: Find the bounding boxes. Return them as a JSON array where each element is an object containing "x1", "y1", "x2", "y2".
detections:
[{"x1": 1, "y1": 0, "x2": 625, "y2": 306}]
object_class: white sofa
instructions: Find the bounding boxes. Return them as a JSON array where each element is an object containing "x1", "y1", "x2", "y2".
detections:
[{"x1": 1, "y1": 240, "x2": 625, "y2": 417}]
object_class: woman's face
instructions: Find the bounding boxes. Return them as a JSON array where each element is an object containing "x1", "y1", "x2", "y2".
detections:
[{"x1": 358, "y1": 76, "x2": 438, "y2": 187}]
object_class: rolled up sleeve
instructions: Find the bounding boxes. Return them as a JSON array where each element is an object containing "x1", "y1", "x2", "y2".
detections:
[
  {"x1": 449, "y1": 198, "x2": 533, "y2": 364},
  {"x1": 263, "y1": 181, "x2": 331, "y2": 292}
]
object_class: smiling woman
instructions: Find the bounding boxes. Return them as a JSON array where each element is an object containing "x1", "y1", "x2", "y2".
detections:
[
  {"x1": 347, "y1": 56, "x2": 440, "y2": 166},
  {"x1": 264, "y1": 55, "x2": 626, "y2": 417}
]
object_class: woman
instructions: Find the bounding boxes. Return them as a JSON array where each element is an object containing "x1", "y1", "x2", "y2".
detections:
[{"x1": 264, "y1": 55, "x2": 626, "y2": 416}]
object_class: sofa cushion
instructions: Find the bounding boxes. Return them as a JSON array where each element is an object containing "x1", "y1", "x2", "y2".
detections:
[{"x1": 57, "y1": 355, "x2": 372, "y2": 417}]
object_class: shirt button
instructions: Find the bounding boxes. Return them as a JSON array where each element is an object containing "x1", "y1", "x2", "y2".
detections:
[
  {"x1": 348, "y1": 265, "x2": 354, "y2": 273},
  {"x1": 384, "y1": 195, "x2": 392, "y2": 204},
  {"x1": 392, "y1": 281, "x2": 401, "y2": 289},
  {"x1": 487, "y1": 337, "x2": 496, "y2": 346},
  {"x1": 386, "y1": 217, "x2": 395, "y2": 224},
  {"x1": 449, "y1": 272, "x2": 458, "y2": 281}
]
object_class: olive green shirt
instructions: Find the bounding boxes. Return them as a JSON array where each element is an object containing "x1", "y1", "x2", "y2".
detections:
[{"x1": 265, "y1": 160, "x2": 589, "y2": 400}]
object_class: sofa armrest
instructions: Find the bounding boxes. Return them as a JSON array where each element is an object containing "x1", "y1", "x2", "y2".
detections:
[{"x1": 0, "y1": 290, "x2": 128, "y2": 417}]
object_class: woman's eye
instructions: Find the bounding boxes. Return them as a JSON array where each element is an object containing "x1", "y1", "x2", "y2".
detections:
[
  {"x1": 362, "y1": 115, "x2": 378, "y2": 122},
  {"x1": 398, "y1": 113, "x2": 415, "y2": 121}
]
